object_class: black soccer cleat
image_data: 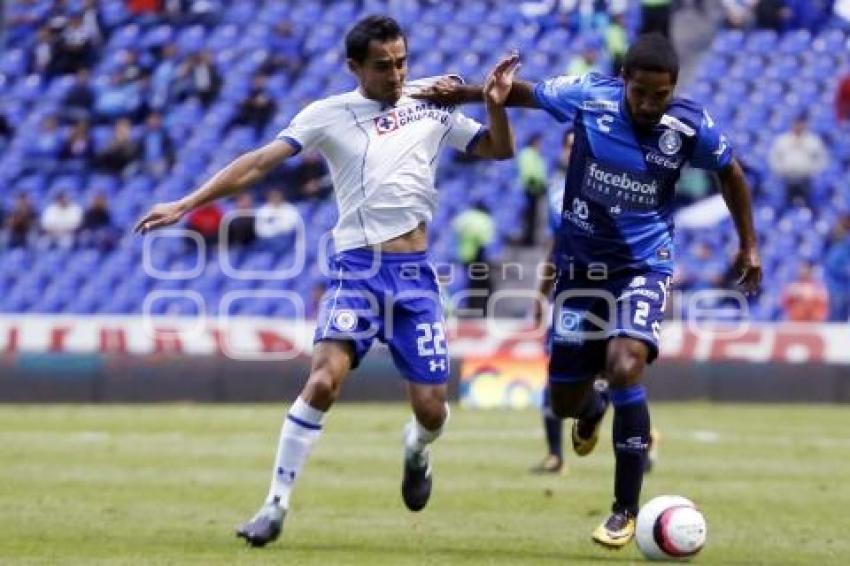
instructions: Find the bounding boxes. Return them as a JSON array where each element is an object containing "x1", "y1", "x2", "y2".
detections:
[
  {"x1": 401, "y1": 449, "x2": 432, "y2": 512},
  {"x1": 236, "y1": 501, "x2": 286, "y2": 547}
]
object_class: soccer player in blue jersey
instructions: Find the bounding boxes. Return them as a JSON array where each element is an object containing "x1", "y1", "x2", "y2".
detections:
[{"x1": 418, "y1": 33, "x2": 762, "y2": 548}]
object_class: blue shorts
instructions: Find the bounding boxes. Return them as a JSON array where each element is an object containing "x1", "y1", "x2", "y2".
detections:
[
  {"x1": 548, "y1": 270, "x2": 671, "y2": 384},
  {"x1": 314, "y1": 248, "x2": 449, "y2": 384}
]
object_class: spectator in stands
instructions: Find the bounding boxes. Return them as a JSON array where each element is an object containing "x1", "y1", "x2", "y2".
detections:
[
  {"x1": 128, "y1": 0, "x2": 162, "y2": 15},
  {"x1": 452, "y1": 201, "x2": 495, "y2": 317},
  {"x1": 79, "y1": 193, "x2": 117, "y2": 250},
  {"x1": 94, "y1": 71, "x2": 143, "y2": 122},
  {"x1": 0, "y1": 114, "x2": 14, "y2": 152},
  {"x1": 518, "y1": 133, "x2": 548, "y2": 246},
  {"x1": 641, "y1": 0, "x2": 673, "y2": 37},
  {"x1": 118, "y1": 49, "x2": 146, "y2": 84},
  {"x1": 62, "y1": 119, "x2": 94, "y2": 169},
  {"x1": 835, "y1": 72, "x2": 850, "y2": 123},
  {"x1": 150, "y1": 43, "x2": 179, "y2": 111},
  {"x1": 835, "y1": 0, "x2": 850, "y2": 28},
  {"x1": 262, "y1": 20, "x2": 303, "y2": 74},
  {"x1": 27, "y1": 115, "x2": 65, "y2": 172},
  {"x1": 141, "y1": 111, "x2": 175, "y2": 178},
  {"x1": 781, "y1": 262, "x2": 828, "y2": 322},
  {"x1": 255, "y1": 189, "x2": 300, "y2": 241},
  {"x1": 80, "y1": 0, "x2": 103, "y2": 47},
  {"x1": 721, "y1": 0, "x2": 756, "y2": 28},
  {"x1": 54, "y1": 12, "x2": 96, "y2": 74},
  {"x1": 825, "y1": 216, "x2": 850, "y2": 322},
  {"x1": 768, "y1": 118, "x2": 828, "y2": 208},
  {"x1": 232, "y1": 73, "x2": 277, "y2": 138},
  {"x1": 290, "y1": 150, "x2": 330, "y2": 200},
  {"x1": 185, "y1": 202, "x2": 224, "y2": 248},
  {"x1": 32, "y1": 26, "x2": 58, "y2": 76},
  {"x1": 567, "y1": 46, "x2": 603, "y2": 76},
  {"x1": 41, "y1": 191, "x2": 83, "y2": 249},
  {"x1": 95, "y1": 118, "x2": 141, "y2": 175},
  {"x1": 605, "y1": 14, "x2": 629, "y2": 76},
  {"x1": 3, "y1": 194, "x2": 36, "y2": 249},
  {"x1": 177, "y1": 50, "x2": 222, "y2": 107},
  {"x1": 63, "y1": 67, "x2": 95, "y2": 123},
  {"x1": 754, "y1": 0, "x2": 792, "y2": 30},
  {"x1": 227, "y1": 194, "x2": 257, "y2": 247}
]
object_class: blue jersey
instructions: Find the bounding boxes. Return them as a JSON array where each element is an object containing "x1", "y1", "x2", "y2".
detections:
[
  {"x1": 534, "y1": 73, "x2": 733, "y2": 275},
  {"x1": 546, "y1": 171, "x2": 565, "y2": 236}
]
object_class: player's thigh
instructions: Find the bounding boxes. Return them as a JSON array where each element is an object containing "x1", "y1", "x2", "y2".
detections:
[
  {"x1": 548, "y1": 282, "x2": 609, "y2": 384},
  {"x1": 313, "y1": 276, "x2": 380, "y2": 370},
  {"x1": 385, "y1": 285, "x2": 449, "y2": 387},
  {"x1": 607, "y1": 271, "x2": 670, "y2": 387}
]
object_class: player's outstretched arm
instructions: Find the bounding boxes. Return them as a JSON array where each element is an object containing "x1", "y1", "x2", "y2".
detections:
[
  {"x1": 718, "y1": 157, "x2": 762, "y2": 295},
  {"x1": 134, "y1": 139, "x2": 296, "y2": 233},
  {"x1": 470, "y1": 53, "x2": 520, "y2": 160},
  {"x1": 412, "y1": 74, "x2": 539, "y2": 108}
]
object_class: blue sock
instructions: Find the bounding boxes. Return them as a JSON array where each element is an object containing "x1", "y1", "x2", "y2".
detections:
[
  {"x1": 576, "y1": 386, "x2": 609, "y2": 439},
  {"x1": 542, "y1": 388, "x2": 563, "y2": 458},
  {"x1": 611, "y1": 385, "x2": 650, "y2": 516}
]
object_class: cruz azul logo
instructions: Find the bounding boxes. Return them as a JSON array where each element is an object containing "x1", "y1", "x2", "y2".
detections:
[
  {"x1": 374, "y1": 112, "x2": 399, "y2": 135},
  {"x1": 582, "y1": 159, "x2": 660, "y2": 212}
]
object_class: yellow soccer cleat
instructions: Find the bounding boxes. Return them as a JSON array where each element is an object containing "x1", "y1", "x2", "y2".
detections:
[
  {"x1": 591, "y1": 510, "x2": 636, "y2": 549},
  {"x1": 571, "y1": 418, "x2": 602, "y2": 457}
]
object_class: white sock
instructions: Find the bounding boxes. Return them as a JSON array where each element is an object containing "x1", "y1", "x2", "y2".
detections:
[
  {"x1": 266, "y1": 397, "x2": 326, "y2": 509},
  {"x1": 404, "y1": 403, "x2": 450, "y2": 459}
]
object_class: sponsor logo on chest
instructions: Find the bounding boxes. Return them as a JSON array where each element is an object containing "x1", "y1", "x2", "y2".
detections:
[{"x1": 373, "y1": 102, "x2": 451, "y2": 135}]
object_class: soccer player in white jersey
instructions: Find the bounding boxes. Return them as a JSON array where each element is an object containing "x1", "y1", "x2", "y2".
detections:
[{"x1": 135, "y1": 15, "x2": 519, "y2": 547}]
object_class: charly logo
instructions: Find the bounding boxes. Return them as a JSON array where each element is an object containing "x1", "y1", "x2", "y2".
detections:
[
  {"x1": 334, "y1": 310, "x2": 358, "y2": 331},
  {"x1": 659, "y1": 129, "x2": 682, "y2": 155}
]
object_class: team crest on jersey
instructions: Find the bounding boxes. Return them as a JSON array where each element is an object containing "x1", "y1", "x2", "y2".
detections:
[
  {"x1": 374, "y1": 112, "x2": 399, "y2": 135},
  {"x1": 658, "y1": 129, "x2": 682, "y2": 156},
  {"x1": 629, "y1": 276, "x2": 647, "y2": 288},
  {"x1": 333, "y1": 310, "x2": 358, "y2": 331}
]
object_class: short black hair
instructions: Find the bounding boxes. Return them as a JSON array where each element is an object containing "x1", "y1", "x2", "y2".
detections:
[
  {"x1": 623, "y1": 33, "x2": 679, "y2": 83},
  {"x1": 345, "y1": 15, "x2": 406, "y2": 63}
]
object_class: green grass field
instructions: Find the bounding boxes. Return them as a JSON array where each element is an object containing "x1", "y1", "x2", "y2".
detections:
[{"x1": 1, "y1": 403, "x2": 849, "y2": 565}]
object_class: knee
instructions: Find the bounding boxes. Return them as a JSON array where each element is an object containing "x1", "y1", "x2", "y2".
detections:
[
  {"x1": 303, "y1": 368, "x2": 341, "y2": 409},
  {"x1": 413, "y1": 398, "x2": 447, "y2": 431},
  {"x1": 605, "y1": 345, "x2": 647, "y2": 389}
]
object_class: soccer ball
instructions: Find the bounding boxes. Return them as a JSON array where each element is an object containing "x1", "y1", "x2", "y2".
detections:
[{"x1": 635, "y1": 495, "x2": 707, "y2": 561}]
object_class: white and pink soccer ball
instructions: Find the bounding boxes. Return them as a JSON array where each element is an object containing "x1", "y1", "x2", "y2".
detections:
[{"x1": 636, "y1": 495, "x2": 707, "y2": 561}]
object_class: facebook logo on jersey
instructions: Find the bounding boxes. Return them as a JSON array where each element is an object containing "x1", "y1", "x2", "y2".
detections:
[{"x1": 582, "y1": 159, "x2": 660, "y2": 211}]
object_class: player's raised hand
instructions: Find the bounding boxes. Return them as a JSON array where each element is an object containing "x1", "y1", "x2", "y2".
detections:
[
  {"x1": 733, "y1": 246, "x2": 763, "y2": 295},
  {"x1": 483, "y1": 52, "x2": 521, "y2": 107},
  {"x1": 134, "y1": 201, "x2": 188, "y2": 234},
  {"x1": 411, "y1": 76, "x2": 467, "y2": 105}
]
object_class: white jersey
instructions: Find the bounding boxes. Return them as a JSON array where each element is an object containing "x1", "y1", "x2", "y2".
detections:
[{"x1": 276, "y1": 77, "x2": 484, "y2": 252}]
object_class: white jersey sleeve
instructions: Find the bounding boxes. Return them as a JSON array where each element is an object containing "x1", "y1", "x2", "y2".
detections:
[
  {"x1": 275, "y1": 101, "x2": 328, "y2": 154},
  {"x1": 405, "y1": 75, "x2": 485, "y2": 154},
  {"x1": 445, "y1": 110, "x2": 485, "y2": 153}
]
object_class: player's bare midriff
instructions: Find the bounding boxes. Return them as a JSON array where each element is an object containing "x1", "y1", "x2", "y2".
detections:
[{"x1": 370, "y1": 221, "x2": 429, "y2": 253}]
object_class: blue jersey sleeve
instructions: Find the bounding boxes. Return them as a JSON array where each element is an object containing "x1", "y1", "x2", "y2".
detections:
[
  {"x1": 689, "y1": 109, "x2": 733, "y2": 171},
  {"x1": 533, "y1": 74, "x2": 587, "y2": 123}
]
